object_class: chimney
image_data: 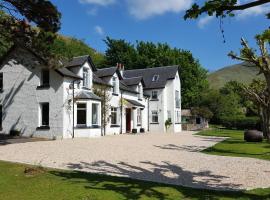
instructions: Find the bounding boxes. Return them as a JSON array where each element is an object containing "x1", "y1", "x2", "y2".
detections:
[{"x1": 117, "y1": 63, "x2": 124, "y2": 77}]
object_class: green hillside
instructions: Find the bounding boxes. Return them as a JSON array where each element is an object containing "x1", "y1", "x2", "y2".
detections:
[{"x1": 208, "y1": 62, "x2": 263, "y2": 89}]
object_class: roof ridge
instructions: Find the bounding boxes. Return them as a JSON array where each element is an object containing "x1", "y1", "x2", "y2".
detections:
[{"x1": 125, "y1": 65, "x2": 178, "y2": 72}]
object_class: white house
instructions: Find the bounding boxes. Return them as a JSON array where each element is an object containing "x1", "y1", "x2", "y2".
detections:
[{"x1": 0, "y1": 45, "x2": 181, "y2": 139}]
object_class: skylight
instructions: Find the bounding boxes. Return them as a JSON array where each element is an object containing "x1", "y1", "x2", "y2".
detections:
[{"x1": 152, "y1": 75, "x2": 159, "y2": 82}]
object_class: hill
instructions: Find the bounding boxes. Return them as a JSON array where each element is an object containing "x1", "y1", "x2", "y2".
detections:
[{"x1": 208, "y1": 62, "x2": 263, "y2": 89}]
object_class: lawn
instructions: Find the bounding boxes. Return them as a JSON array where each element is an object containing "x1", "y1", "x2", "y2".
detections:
[
  {"x1": 197, "y1": 128, "x2": 270, "y2": 161},
  {"x1": 1, "y1": 161, "x2": 270, "y2": 200}
]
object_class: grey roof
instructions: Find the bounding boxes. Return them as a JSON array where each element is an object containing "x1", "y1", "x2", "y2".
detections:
[
  {"x1": 75, "y1": 91, "x2": 101, "y2": 101},
  {"x1": 123, "y1": 66, "x2": 178, "y2": 89},
  {"x1": 93, "y1": 73, "x2": 111, "y2": 86},
  {"x1": 124, "y1": 98, "x2": 145, "y2": 108},
  {"x1": 122, "y1": 76, "x2": 144, "y2": 86},
  {"x1": 120, "y1": 81, "x2": 138, "y2": 94},
  {"x1": 65, "y1": 55, "x2": 97, "y2": 71},
  {"x1": 56, "y1": 68, "x2": 83, "y2": 80},
  {"x1": 95, "y1": 67, "x2": 118, "y2": 78}
]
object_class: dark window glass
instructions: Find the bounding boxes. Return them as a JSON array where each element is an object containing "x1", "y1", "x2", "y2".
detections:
[
  {"x1": 41, "y1": 69, "x2": 50, "y2": 86},
  {"x1": 41, "y1": 103, "x2": 49, "y2": 126},
  {"x1": 196, "y1": 117, "x2": 201, "y2": 124},
  {"x1": 151, "y1": 91, "x2": 158, "y2": 100},
  {"x1": 111, "y1": 107, "x2": 118, "y2": 125},
  {"x1": 77, "y1": 103, "x2": 87, "y2": 125},
  {"x1": 0, "y1": 73, "x2": 3, "y2": 91}
]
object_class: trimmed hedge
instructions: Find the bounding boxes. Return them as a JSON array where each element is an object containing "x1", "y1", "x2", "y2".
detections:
[{"x1": 220, "y1": 116, "x2": 260, "y2": 130}]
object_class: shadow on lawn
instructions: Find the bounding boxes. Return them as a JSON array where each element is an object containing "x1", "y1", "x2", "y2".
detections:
[{"x1": 50, "y1": 161, "x2": 270, "y2": 200}]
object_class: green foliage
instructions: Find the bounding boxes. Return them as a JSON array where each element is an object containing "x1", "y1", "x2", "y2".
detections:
[
  {"x1": 165, "y1": 119, "x2": 172, "y2": 131},
  {"x1": 103, "y1": 37, "x2": 208, "y2": 108},
  {"x1": 50, "y1": 36, "x2": 105, "y2": 66},
  {"x1": 220, "y1": 116, "x2": 260, "y2": 130},
  {"x1": 184, "y1": 0, "x2": 270, "y2": 20},
  {"x1": 191, "y1": 107, "x2": 213, "y2": 119}
]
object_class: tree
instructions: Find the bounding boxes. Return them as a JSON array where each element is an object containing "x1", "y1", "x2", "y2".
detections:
[
  {"x1": 228, "y1": 30, "x2": 270, "y2": 140},
  {"x1": 93, "y1": 84, "x2": 111, "y2": 136},
  {"x1": 103, "y1": 37, "x2": 209, "y2": 108},
  {"x1": 185, "y1": 0, "x2": 270, "y2": 20},
  {"x1": 0, "y1": 0, "x2": 61, "y2": 60}
]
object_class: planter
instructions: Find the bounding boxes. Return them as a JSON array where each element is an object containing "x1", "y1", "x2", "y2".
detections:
[
  {"x1": 140, "y1": 128, "x2": 145, "y2": 133},
  {"x1": 132, "y1": 129, "x2": 137, "y2": 134},
  {"x1": 244, "y1": 130, "x2": 263, "y2": 142}
]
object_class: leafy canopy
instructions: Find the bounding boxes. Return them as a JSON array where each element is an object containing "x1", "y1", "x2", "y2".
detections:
[{"x1": 103, "y1": 37, "x2": 208, "y2": 108}]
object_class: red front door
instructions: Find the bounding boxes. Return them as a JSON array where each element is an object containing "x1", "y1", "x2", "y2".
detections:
[{"x1": 126, "y1": 108, "x2": 131, "y2": 132}]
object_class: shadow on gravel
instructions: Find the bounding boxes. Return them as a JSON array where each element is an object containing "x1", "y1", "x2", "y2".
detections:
[
  {"x1": 0, "y1": 134, "x2": 50, "y2": 145},
  {"x1": 50, "y1": 161, "x2": 270, "y2": 200}
]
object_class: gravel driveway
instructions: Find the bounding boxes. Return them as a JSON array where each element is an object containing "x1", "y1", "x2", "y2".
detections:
[{"x1": 0, "y1": 131, "x2": 270, "y2": 191}]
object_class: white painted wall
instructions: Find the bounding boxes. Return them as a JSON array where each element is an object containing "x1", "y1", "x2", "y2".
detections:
[{"x1": 0, "y1": 48, "x2": 64, "y2": 139}]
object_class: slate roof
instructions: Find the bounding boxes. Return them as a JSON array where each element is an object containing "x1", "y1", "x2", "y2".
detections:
[
  {"x1": 65, "y1": 55, "x2": 97, "y2": 71},
  {"x1": 123, "y1": 66, "x2": 179, "y2": 89},
  {"x1": 95, "y1": 67, "x2": 118, "y2": 78},
  {"x1": 124, "y1": 98, "x2": 145, "y2": 108},
  {"x1": 75, "y1": 91, "x2": 101, "y2": 101},
  {"x1": 56, "y1": 68, "x2": 83, "y2": 80},
  {"x1": 122, "y1": 76, "x2": 144, "y2": 86},
  {"x1": 93, "y1": 73, "x2": 111, "y2": 86},
  {"x1": 119, "y1": 81, "x2": 138, "y2": 94}
]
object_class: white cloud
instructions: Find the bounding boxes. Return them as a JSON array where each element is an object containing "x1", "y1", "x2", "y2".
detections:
[
  {"x1": 79, "y1": 0, "x2": 115, "y2": 6},
  {"x1": 94, "y1": 25, "x2": 104, "y2": 35},
  {"x1": 236, "y1": 3, "x2": 270, "y2": 19},
  {"x1": 197, "y1": 15, "x2": 214, "y2": 29},
  {"x1": 127, "y1": 0, "x2": 193, "y2": 20},
  {"x1": 87, "y1": 8, "x2": 98, "y2": 16}
]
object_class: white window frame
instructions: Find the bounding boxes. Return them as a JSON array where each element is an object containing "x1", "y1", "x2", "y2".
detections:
[
  {"x1": 151, "y1": 91, "x2": 158, "y2": 100},
  {"x1": 111, "y1": 107, "x2": 118, "y2": 125},
  {"x1": 175, "y1": 90, "x2": 180, "y2": 108},
  {"x1": 77, "y1": 103, "x2": 87, "y2": 126},
  {"x1": 92, "y1": 103, "x2": 99, "y2": 126},
  {"x1": 83, "y1": 68, "x2": 89, "y2": 88},
  {"x1": 175, "y1": 111, "x2": 181, "y2": 123},
  {"x1": 137, "y1": 108, "x2": 142, "y2": 125},
  {"x1": 151, "y1": 110, "x2": 158, "y2": 123}
]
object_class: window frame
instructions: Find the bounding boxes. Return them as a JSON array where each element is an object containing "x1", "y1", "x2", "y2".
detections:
[
  {"x1": 92, "y1": 103, "x2": 99, "y2": 126},
  {"x1": 83, "y1": 68, "x2": 89, "y2": 88},
  {"x1": 151, "y1": 110, "x2": 159, "y2": 123},
  {"x1": 137, "y1": 108, "x2": 142, "y2": 126},
  {"x1": 40, "y1": 102, "x2": 49, "y2": 127},
  {"x1": 175, "y1": 90, "x2": 180, "y2": 108},
  {"x1": 77, "y1": 103, "x2": 87, "y2": 126},
  {"x1": 111, "y1": 107, "x2": 118, "y2": 125},
  {"x1": 152, "y1": 75, "x2": 159, "y2": 82},
  {"x1": 175, "y1": 111, "x2": 181, "y2": 124},
  {"x1": 151, "y1": 91, "x2": 158, "y2": 100},
  {"x1": 40, "y1": 69, "x2": 50, "y2": 87}
]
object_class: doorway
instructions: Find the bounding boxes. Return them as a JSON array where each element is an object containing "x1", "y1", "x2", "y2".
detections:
[{"x1": 126, "y1": 108, "x2": 131, "y2": 133}]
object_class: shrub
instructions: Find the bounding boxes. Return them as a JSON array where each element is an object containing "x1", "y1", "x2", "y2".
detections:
[
  {"x1": 9, "y1": 129, "x2": 21, "y2": 137},
  {"x1": 220, "y1": 116, "x2": 260, "y2": 130}
]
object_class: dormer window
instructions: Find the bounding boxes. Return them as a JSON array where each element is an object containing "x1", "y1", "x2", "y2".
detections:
[
  {"x1": 112, "y1": 77, "x2": 117, "y2": 94},
  {"x1": 152, "y1": 75, "x2": 159, "y2": 82},
  {"x1": 83, "y1": 68, "x2": 89, "y2": 88},
  {"x1": 41, "y1": 69, "x2": 50, "y2": 86}
]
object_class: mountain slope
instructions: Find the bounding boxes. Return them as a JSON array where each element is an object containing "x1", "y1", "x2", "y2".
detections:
[{"x1": 208, "y1": 62, "x2": 263, "y2": 89}]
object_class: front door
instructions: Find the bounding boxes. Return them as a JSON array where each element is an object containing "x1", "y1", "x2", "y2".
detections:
[{"x1": 126, "y1": 108, "x2": 131, "y2": 132}]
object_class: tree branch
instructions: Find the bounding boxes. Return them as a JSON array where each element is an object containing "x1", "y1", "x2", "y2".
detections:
[{"x1": 221, "y1": 0, "x2": 270, "y2": 12}]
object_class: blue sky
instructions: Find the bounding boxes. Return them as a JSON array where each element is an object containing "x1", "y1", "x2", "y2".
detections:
[{"x1": 51, "y1": 0, "x2": 270, "y2": 71}]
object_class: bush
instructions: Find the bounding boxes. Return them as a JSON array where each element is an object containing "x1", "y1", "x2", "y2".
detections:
[
  {"x1": 220, "y1": 116, "x2": 260, "y2": 130},
  {"x1": 9, "y1": 129, "x2": 21, "y2": 137}
]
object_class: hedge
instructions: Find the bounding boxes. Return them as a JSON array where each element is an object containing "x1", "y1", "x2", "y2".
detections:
[{"x1": 220, "y1": 116, "x2": 260, "y2": 130}]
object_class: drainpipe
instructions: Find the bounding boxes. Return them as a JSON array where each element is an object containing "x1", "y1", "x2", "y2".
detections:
[
  {"x1": 147, "y1": 97, "x2": 150, "y2": 132},
  {"x1": 120, "y1": 91, "x2": 123, "y2": 134},
  {"x1": 72, "y1": 80, "x2": 75, "y2": 139}
]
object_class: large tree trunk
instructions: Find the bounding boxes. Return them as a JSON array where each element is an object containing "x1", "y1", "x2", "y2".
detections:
[{"x1": 261, "y1": 105, "x2": 270, "y2": 141}]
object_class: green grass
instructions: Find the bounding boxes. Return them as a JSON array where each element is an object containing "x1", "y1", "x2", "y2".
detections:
[
  {"x1": 197, "y1": 128, "x2": 270, "y2": 160},
  {"x1": 0, "y1": 161, "x2": 270, "y2": 200}
]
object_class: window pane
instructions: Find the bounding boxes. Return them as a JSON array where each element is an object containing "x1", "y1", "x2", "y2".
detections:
[
  {"x1": 92, "y1": 104, "x2": 98, "y2": 125},
  {"x1": 111, "y1": 107, "x2": 117, "y2": 125},
  {"x1": 77, "y1": 103, "x2": 86, "y2": 125},
  {"x1": 152, "y1": 111, "x2": 158, "y2": 123},
  {"x1": 42, "y1": 70, "x2": 49, "y2": 85},
  {"x1": 152, "y1": 91, "x2": 158, "y2": 99},
  {"x1": 41, "y1": 103, "x2": 49, "y2": 126}
]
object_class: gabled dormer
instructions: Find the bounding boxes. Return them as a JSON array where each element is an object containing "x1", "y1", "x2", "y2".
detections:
[{"x1": 64, "y1": 55, "x2": 97, "y2": 90}]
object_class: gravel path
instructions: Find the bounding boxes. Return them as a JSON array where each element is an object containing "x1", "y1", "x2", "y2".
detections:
[{"x1": 0, "y1": 132, "x2": 270, "y2": 191}]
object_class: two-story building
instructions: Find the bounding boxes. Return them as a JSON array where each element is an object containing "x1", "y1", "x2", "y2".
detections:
[{"x1": 0, "y1": 45, "x2": 181, "y2": 139}]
